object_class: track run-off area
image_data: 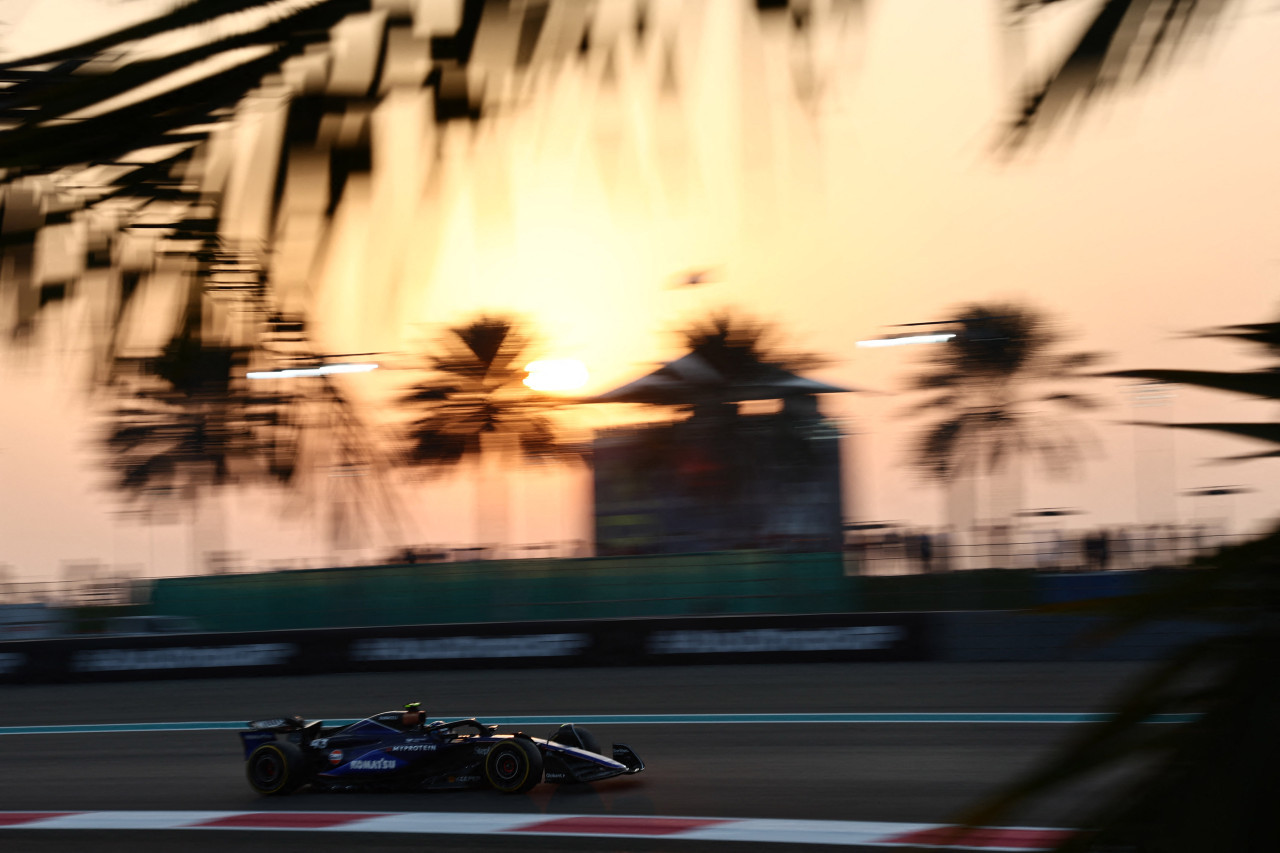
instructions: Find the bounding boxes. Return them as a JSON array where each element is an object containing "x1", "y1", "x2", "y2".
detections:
[{"x1": 0, "y1": 662, "x2": 1157, "y2": 852}]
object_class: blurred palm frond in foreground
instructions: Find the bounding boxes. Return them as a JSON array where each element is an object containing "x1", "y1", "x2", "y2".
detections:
[
  {"x1": 954, "y1": 524, "x2": 1279, "y2": 852},
  {"x1": 952, "y1": 311, "x2": 1280, "y2": 852}
]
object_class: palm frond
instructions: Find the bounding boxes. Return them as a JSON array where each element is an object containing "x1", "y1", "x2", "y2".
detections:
[
  {"x1": 1, "y1": 7, "x2": 346, "y2": 125},
  {"x1": 903, "y1": 301, "x2": 1101, "y2": 485},
  {"x1": 1048, "y1": 350, "x2": 1106, "y2": 373},
  {"x1": 1039, "y1": 392, "x2": 1100, "y2": 409},
  {"x1": 1214, "y1": 448, "x2": 1280, "y2": 462},
  {"x1": 957, "y1": 633, "x2": 1237, "y2": 828},
  {"x1": 398, "y1": 314, "x2": 576, "y2": 472},
  {"x1": 955, "y1": 523, "x2": 1280, "y2": 851},
  {"x1": 907, "y1": 368, "x2": 963, "y2": 392},
  {"x1": 681, "y1": 310, "x2": 827, "y2": 376},
  {"x1": 1001, "y1": 0, "x2": 1235, "y2": 151},
  {"x1": 1192, "y1": 321, "x2": 1280, "y2": 357},
  {"x1": 1, "y1": 45, "x2": 300, "y2": 171},
  {"x1": 1127, "y1": 420, "x2": 1280, "y2": 446},
  {"x1": 1105, "y1": 369, "x2": 1280, "y2": 400},
  {"x1": 899, "y1": 391, "x2": 961, "y2": 417},
  {"x1": 0, "y1": 0, "x2": 358, "y2": 70},
  {"x1": 915, "y1": 416, "x2": 968, "y2": 480}
]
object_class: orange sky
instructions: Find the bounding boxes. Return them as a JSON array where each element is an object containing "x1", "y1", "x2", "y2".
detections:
[{"x1": 1, "y1": 0, "x2": 1278, "y2": 583}]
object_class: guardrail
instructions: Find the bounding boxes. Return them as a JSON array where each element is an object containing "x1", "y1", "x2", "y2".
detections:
[
  {"x1": 0, "y1": 531, "x2": 1237, "y2": 639},
  {"x1": 1, "y1": 528, "x2": 1235, "y2": 610},
  {"x1": 2, "y1": 565, "x2": 1217, "y2": 640},
  {"x1": 845, "y1": 528, "x2": 1238, "y2": 575}
]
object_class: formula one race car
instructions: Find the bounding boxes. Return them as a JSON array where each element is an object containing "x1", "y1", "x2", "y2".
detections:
[{"x1": 239, "y1": 703, "x2": 644, "y2": 795}]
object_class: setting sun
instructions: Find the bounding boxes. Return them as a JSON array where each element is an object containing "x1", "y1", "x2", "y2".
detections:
[{"x1": 524, "y1": 359, "x2": 589, "y2": 392}]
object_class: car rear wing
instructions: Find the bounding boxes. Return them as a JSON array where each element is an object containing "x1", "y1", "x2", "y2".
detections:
[
  {"x1": 239, "y1": 728, "x2": 280, "y2": 758},
  {"x1": 240, "y1": 717, "x2": 323, "y2": 758},
  {"x1": 246, "y1": 716, "x2": 308, "y2": 732}
]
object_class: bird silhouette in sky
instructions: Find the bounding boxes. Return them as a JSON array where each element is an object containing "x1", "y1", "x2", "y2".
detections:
[{"x1": 669, "y1": 267, "x2": 720, "y2": 288}]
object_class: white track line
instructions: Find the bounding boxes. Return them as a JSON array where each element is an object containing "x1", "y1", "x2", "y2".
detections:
[{"x1": 0, "y1": 810, "x2": 1075, "y2": 849}]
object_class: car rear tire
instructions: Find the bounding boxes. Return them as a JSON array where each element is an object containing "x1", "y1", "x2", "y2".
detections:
[
  {"x1": 484, "y1": 739, "x2": 543, "y2": 794},
  {"x1": 247, "y1": 741, "x2": 308, "y2": 795}
]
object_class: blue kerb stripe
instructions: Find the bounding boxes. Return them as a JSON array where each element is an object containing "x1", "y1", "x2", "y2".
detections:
[{"x1": 0, "y1": 712, "x2": 1198, "y2": 736}]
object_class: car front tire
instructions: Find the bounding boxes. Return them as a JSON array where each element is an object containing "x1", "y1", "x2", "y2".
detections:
[{"x1": 484, "y1": 739, "x2": 543, "y2": 794}]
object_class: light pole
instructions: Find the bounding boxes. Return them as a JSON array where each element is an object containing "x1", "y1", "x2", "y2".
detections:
[
  {"x1": 1015, "y1": 508, "x2": 1084, "y2": 570},
  {"x1": 246, "y1": 354, "x2": 385, "y2": 562},
  {"x1": 857, "y1": 318, "x2": 1011, "y2": 567},
  {"x1": 1129, "y1": 380, "x2": 1177, "y2": 526}
]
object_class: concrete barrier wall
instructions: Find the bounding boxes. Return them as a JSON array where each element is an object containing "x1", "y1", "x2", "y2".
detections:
[
  {"x1": 0, "y1": 611, "x2": 934, "y2": 684},
  {"x1": 936, "y1": 611, "x2": 1229, "y2": 663},
  {"x1": 0, "y1": 608, "x2": 1227, "y2": 684}
]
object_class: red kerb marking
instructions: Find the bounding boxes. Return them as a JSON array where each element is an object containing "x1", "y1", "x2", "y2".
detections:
[
  {"x1": 509, "y1": 816, "x2": 732, "y2": 836},
  {"x1": 192, "y1": 813, "x2": 377, "y2": 829},
  {"x1": 885, "y1": 826, "x2": 1076, "y2": 849},
  {"x1": 0, "y1": 813, "x2": 75, "y2": 827}
]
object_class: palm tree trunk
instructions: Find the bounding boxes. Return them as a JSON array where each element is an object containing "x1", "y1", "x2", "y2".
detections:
[
  {"x1": 190, "y1": 488, "x2": 227, "y2": 572},
  {"x1": 474, "y1": 432, "x2": 511, "y2": 557},
  {"x1": 946, "y1": 471, "x2": 977, "y2": 570}
]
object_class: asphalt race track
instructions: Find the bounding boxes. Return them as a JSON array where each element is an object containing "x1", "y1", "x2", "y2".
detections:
[{"x1": 0, "y1": 662, "x2": 1154, "y2": 852}]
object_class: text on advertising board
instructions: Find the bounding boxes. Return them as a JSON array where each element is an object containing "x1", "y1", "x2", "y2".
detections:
[
  {"x1": 350, "y1": 634, "x2": 591, "y2": 661},
  {"x1": 646, "y1": 626, "x2": 905, "y2": 654}
]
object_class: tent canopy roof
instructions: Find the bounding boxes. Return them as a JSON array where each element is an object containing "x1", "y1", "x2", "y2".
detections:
[{"x1": 584, "y1": 352, "x2": 852, "y2": 405}]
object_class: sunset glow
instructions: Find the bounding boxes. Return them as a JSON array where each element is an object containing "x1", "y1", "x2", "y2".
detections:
[
  {"x1": 0, "y1": 0, "x2": 1276, "y2": 580},
  {"x1": 524, "y1": 360, "x2": 589, "y2": 393}
]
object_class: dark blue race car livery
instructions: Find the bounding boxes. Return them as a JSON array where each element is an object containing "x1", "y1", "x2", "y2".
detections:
[{"x1": 239, "y1": 704, "x2": 644, "y2": 795}]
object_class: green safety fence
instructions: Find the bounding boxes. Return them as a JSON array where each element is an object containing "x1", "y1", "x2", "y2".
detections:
[
  {"x1": 147, "y1": 551, "x2": 858, "y2": 632},
  {"x1": 139, "y1": 555, "x2": 1168, "y2": 633}
]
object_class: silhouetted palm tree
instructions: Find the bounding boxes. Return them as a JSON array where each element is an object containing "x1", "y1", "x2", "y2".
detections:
[
  {"x1": 588, "y1": 310, "x2": 845, "y2": 552},
  {"x1": 680, "y1": 312, "x2": 828, "y2": 397},
  {"x1": 104, "y1": 307, "x2": 290, "y2": 573},
  {"x1": 398, "y1": 315, "x2": 578, "y2": 470},
  {"x1": 98, "y1": 208, "x2": 400, "y2": 557},
  {"x1": 903, "y1": 302, "x2": 1104, "y2": 521},
  {"x1": 397, "y1": 314, "x2": 580, "y2": 550},
  {"x1": 667, "y1": 311, "x2": 839, "y2": 489},
  {"x1": 0, "y1": 1, "x2": 1244, "y2": 544}
]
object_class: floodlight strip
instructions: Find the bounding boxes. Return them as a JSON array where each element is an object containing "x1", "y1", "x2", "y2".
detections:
[
  {"x1": 856, "y1": 333, "x2": 957, "y2": 348},
  {"x1": 246, "y1": 363, "x2": 379, "y2": 379}
]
